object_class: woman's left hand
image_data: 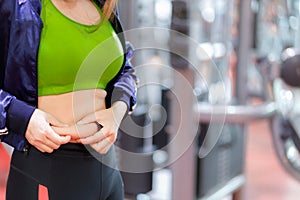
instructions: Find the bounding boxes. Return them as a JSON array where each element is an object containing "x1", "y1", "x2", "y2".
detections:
[{"x1": 77, "y1": 101, "x2": 127, "y2": 154}]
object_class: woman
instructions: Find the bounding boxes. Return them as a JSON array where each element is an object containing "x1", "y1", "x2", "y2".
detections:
[{"x1": 0, "y1": 0, "x2": 137, "y2": 199}]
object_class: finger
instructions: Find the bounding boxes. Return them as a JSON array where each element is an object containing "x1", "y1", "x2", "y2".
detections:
[
  {"x1": 52, "y1": 126, "x2": 78, "y2": 138},
  {"x1": 75, "y1": 123, "x2": 99, "y2": 138},
  {"x1": 80, "y1": 130, "x2": 110, "y2": 145},
  {"x1": 69, "y1": 138, "x2": 81, "y2": 143},
  {"x1": 90, "y1": 138, "x2": 113, "y2": 154},
  {"x1": 79, "y1": 126, "x2": 110, "y2": 144},
  {"x1": 34, "y1": 142, "x2": 54, "y2": 153},
  {"x1": 46, "y1": 128, "x2": 71, "y2": 145},
  {"x1": 77, "y1": 112, "x2": 99, "y2": 125},
  {"x1": 105, "y1": 133, "x2": 117, "y2": 143},
  {"x1": 43, "y1": 138, "x2": 60, "y2": 150},
  {"x1": 96, "y1": 135, "x2": 115, "y2": 154},
  {"x1": 26, "y1": 128, "x2": 68, "y2": 151},
  {"x1": 99, "y1": 145, "x2": 112, "y2": 154},
  {"x1": 53, "y1": 123, "x2": 98, "y2": 139}
]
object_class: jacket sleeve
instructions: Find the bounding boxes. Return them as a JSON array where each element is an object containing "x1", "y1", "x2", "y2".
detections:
[
  {"x1": 0, "y1": 0, "x2": 14, "y2": 136},
  {"x1": 106, "y1": 42, "x2": 138, "y2": 111},
  {"x1": 0, "y1": 90, "x2": 35, "y2": 150},
  {"x1": 0, "y1": 0, "x2": 10, "y2": 89},
  {"x1": 105, "y1": 6, "x2": 138, "y2": 111},
  {"x1": 0, "y1": 0, "x2": 36, "y2": 150}
]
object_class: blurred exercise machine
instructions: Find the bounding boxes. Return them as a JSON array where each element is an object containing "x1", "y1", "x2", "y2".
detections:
[{"x1": 116, "y1": 0, "x2": 300, "y2": 199}]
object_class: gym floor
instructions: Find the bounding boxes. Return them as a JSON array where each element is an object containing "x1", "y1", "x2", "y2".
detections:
[
  {"x1": 243, "y1": 119, "x2": 300, "y2": 200},
  {"x1": 0, "y1": 119, "x2": 299, "y2": 200}
]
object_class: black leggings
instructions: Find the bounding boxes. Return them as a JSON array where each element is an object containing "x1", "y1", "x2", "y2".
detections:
[{"x1": 6, "y1": 144, "x2": 124, "y2": 200}]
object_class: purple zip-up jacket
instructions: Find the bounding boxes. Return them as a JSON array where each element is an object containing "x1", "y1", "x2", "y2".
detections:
[{"x1": 0, "y1": 0, "x2": 137, "y2": 151}]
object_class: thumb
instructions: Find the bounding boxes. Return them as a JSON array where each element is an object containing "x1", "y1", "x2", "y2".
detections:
[
  {"x1": 46, "y1": 125, "x2": 71, "y2": 144},
  {"x1": 61, "y1": 135, "x2": 71, "y2": 144},
  {"x1": 77, "y1": 113, "x2": 97, "y2": 125}
]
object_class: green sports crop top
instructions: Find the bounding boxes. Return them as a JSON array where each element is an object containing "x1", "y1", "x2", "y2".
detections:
[{"x1": 38, "y1": 0, "x2": 124, "y2": 96}]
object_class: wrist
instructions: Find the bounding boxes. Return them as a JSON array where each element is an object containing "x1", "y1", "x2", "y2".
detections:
[
  {"x1": 112, "y1": 101, "x2": 127, "y2": 113},
  {"x1": 111, "y1": 101, "x2": 127, "y2": 122}
]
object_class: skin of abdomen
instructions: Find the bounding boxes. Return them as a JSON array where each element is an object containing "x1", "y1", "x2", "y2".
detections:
[
  {"x1": 38, "y1": 89, "x2": 106, "y2": 125},
  {"x1": 38, "y1": 89, "x2": 106, "y2": 141}
]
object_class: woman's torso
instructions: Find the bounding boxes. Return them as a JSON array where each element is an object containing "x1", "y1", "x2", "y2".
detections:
[{"x1": 38, "y1": 0, "x2": 123, "y2": 125}]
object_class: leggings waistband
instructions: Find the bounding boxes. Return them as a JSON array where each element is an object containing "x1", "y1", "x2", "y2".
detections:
[{"x1": 28, "y1": 143, "x2": 116, "y2": 162}]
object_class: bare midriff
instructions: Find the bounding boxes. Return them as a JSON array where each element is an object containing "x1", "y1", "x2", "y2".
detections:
[
  {"x1": 37, "y1": 0, "x2": 124, "y2": 142},
  {"x1": 38, "y1": 89, "x2": 106, "y2": 142}
]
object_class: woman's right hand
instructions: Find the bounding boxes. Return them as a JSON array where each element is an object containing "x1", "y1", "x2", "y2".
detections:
[{"x1": 25, "y1": 109, "x2": 71, "y2": 153}]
